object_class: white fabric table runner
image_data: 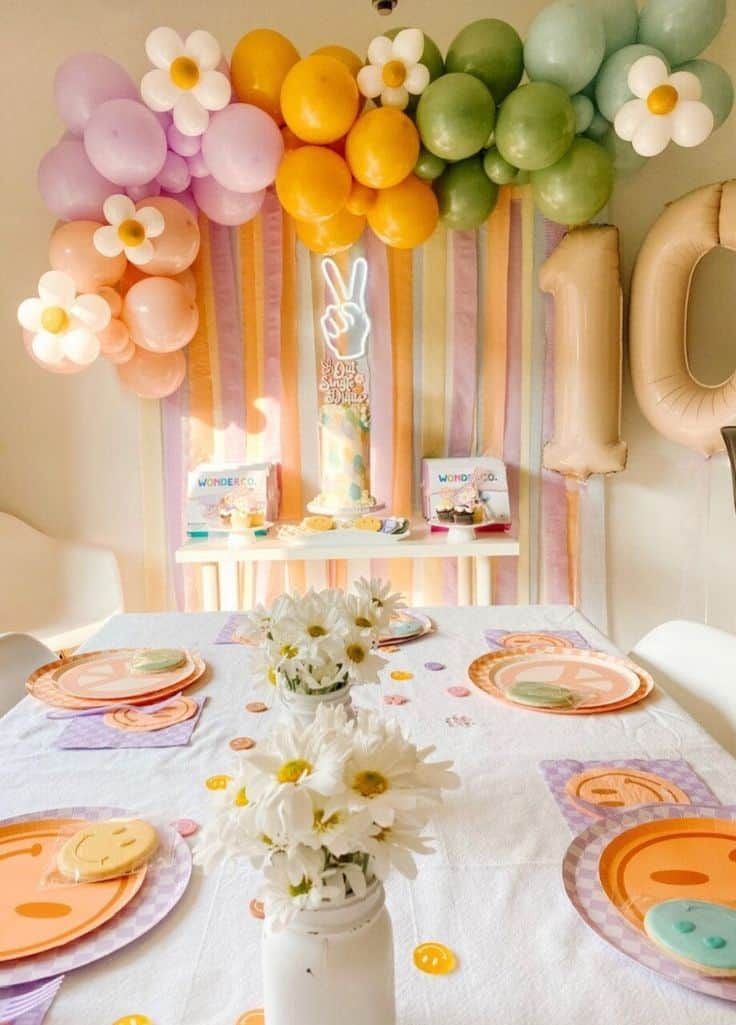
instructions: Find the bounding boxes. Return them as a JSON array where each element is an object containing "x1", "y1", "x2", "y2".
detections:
[{"x1": 2, "y1": 605, "x2": 736, "y2": 1025}]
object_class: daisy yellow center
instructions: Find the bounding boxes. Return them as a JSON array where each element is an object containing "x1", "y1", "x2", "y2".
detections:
[
  {"x1": 117, "y1": 218, "x2": 146, "y2": 247},
  {"x1": 234, "y1": 787, "x2": 248, "y2": 807},
  {"x1": 280, "y1": 643, "x2": 299, "y2": 659},
  {"x1": 170, "y1": 55, "x2": 200, "y2": 90},
  {"x1": 40, "y1": 306, "x2": 68, "y2": 334},
  {"x1": 647, "y1": 84, "x2": 678, "y2": 116},
  {"x1": 267, "y1": 667, "x2": 277, "y2": 686},
  {"x1": 374, "y1": 827, "x2": 390, "y2": 842},
  {"x1": 289, "y1": 877, "x2": 312, "y2": 898},
  {"x1": 352, "y1": 769, "x2": 389, "y2": 797},
  {"x1": 308, "y1": 625, "x2": 327, "y2": 637},
  {"x1": 355, "y1": 616, "x2": 372, "y2": 629},
  {"x1": 382, "y1": 60, "x2": 406, "y2": 89},
  {"x1": 346, "y1": 643, "x2": 366, "y2": 663},
  {"x1": 277, "y1": 759, "x2": 312, "y2": 784},
  {"x1": 314, "y1": 809, "x2": 341, "y2": 832}
]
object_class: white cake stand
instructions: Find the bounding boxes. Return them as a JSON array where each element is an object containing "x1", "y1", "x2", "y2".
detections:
[
  {"x1": 429, "y1": 518, "x2": 483, "y2": 543},
  {"x1": 306, "y1": 499, "x2": 386, "y2": 519}
]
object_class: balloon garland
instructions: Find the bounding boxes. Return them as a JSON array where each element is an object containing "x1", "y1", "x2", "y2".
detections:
[{"x1": 19, "y1": 1, "x2": 733, "y2": 397}]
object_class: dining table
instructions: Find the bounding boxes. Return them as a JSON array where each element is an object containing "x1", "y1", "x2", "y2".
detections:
[{"x1": 2, "y1": 603, "x2": 736, "y2": 1025}]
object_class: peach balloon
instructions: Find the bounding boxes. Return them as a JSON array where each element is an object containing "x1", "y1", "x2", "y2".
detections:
[
  {"x1": 22, "y1": 329, "x2": 84, "y2": 375},
  {"x1": 49, "y1": 220, "x2": 126, "y2": 292},
  {"x1": 97, "y1": 317, "x2": 130, "y2": 356},
  {"x1": 119, "y1": 263, "x2": 146, "y2": 294},
  {"x1": 117, "y1": 345, "x2": 186, "y2": 398},
  {"x1": 97, "y1": 285, "x2": 122, "y2": 318},
  {"x1": 174, "y1": 268, "x2": 197, "y2": 301},
  {"x1": 106, "y1": 338, "x2": 136, "y2": 365},
  {"x1": 122, "y1": 277, "x2": 198, "y2": 353},
  {"x1": 136, "y1": 196, "x2": 200, "y2": 276}
]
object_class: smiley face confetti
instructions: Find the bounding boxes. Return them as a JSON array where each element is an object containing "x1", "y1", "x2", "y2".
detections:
[
  {"x1": 249, "y1": 898, "x2": 265, "y2": 920},
  {"x1": 390, "y1": 670, "x2": 414, "y2": 681},
  {"x1": 413, "y1": 941, "x2": 457, "y2": 975},
  {"x1": 246, "y1": 702, "x2": 268, "y2": 714},
  {"x1": 448, "y1": 686, "x2": 471, "y2": 698},
  {"x1": 172, "y1": 818, "x2": 199, "y2": 837},
  {"x1": 230, "y1": 736, "x2": 256, "y2": 751},
  {"x1": 235, "y1": 1011, "x2": 265, "y2": 1025},
  {"x1": 384, "y1": 694, "x2": 410, "y2": 706},
  {"x1": 425, "y1": 662, "x2": 446, "y2": 671},
  {"x1": 206, "y1": 774, "x2": 232, "y2": 790}
]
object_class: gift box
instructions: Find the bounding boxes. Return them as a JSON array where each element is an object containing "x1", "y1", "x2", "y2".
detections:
[
  {"x1": 186, "y1": 463, "x2": 280, "y2": 536},
  {"x1": 421, "y1": 457, "x2": 511, "y2": 527}
]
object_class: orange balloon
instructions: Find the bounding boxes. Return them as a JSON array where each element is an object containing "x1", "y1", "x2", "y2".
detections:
[
  {"x1": 312, "y1": 45, "x2": 363, "y2": 80},
  {"x1": 346, "y1": 107, "x2": 420, "y2": 189},
  {"x1": 346, "y1": 181, "x2": 377, "y2": 216},
  {"x1": 48, "y1": 220, "x2": 126, "y2": 292},
  {"x1": 117, "y1": 346, "x2": 186, "y2": 399},
  {"x1": 281, "y1": 56, "x2": 359, "y2": 144},
  {"x1": 231, "y1": 29, "x2": 300, "y2": 124},
  {"x1": 281, "y1": 126, "x2": 305, "y2": 151},
  {"x1": 276, "y1": 146, "x2": 352, "y2": 223},
  {"x1": 122, "y1": 277, "x2": 198, "y2": 353},
  {"x1": 367, "y1": 175, "x2": 439, "y2": 250},
  {"x1": 137, "y1": 197, "x2": 200, "y2": 276},
  {"x1": 294, "y1": 207, "x2": 366, "y2": 255}
]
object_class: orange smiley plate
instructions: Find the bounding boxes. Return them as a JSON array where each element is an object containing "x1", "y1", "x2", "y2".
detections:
[
  {"x1": 0, "y1": 818, "x2": 146, "y2": 962},
  {"x1": 566, "y1": 767, "x2": 691, "y2": 819}
]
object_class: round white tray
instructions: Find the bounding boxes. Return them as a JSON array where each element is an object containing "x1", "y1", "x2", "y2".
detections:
[{"x1": 306, "y1": 499, "x2": 386, "y2": 518}]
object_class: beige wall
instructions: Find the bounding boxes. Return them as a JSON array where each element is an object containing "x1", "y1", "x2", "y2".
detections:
[{"x1": 2, "y1": 0, "x2": 734, "y2": 648}]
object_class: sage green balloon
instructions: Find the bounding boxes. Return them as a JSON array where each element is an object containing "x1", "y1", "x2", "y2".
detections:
[
  {"x1": 495, "y1": 82, "x2": 576, "y2": 171},
  {"x1": 435, "y1": 156, "x2": 499, "y2": 231},
  {"x1": 483, "y1": 148, "x2": 522, "y2": 186},
  {"x1": 639, "y1": 0, "x2": 727, "y2": 66},
  {"x1": 589, "y1": 0, "x2": 639, "y2": 57},
  {"x1": 414, "y1": 148, "x2": 447, "y2": 182},
  {"x1": 586, "y1": 111, "x2": 611, "y2": 142},
  {"x1": 600, "y1": 127, "x2": 648, "y2": 176},
  {"x1": 417, "y1": 73, "x2": 496, "y2": 162},
  {"x1": 446, "y1": 19, "x2": 524, "y2": 103},
  {"x1": 531, "y1": 138, "x2": 614, "y2": 226},
  {"x1": 572, "y1": 94, "x2": 595, "y2": 134},
  {"x1": 678, "y1": 59, "x2": 735, "y2": 129},
  {"x1": 595, "y1": 44, "x2": 669, "y2": 122},
  {"x1": 524, "y1": 1, "x2": 606, "y2": 95}
]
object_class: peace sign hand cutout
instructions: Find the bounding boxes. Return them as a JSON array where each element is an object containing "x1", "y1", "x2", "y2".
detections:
[{"x1": 320, "y1": 257, "x2": 371, "y2": 361}]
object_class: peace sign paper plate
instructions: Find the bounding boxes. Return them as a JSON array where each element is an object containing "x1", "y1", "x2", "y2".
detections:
[
  {"x1": 467, "y1": 649, "x2": 653, "y2": 714},
  {"x1": 52, "y1": 650, "x2": 196, "y2": 701}
]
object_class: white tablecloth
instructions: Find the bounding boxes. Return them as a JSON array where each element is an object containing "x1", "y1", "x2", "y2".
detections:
[{"x1": 2, "y1": 605, "x2": 736, "y2": 1025}]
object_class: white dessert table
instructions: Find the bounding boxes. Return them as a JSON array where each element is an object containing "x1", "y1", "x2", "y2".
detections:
[
  {"x1": 175, "y1": 521, "x2": 520, "y2": 610},
  {"x1": 3, "y1": 606, "x2": 736, "y2": 1024}
]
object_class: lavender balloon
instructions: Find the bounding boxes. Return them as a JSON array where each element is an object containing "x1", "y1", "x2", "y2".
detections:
[
  {"x1": 191, "y1": 175, "x2": 265, "y2": 226},
  {"x1": 158, "y1": 152, "x2": 191, "y2": 194},
  {"x1": 84, "y1": 99, "x2": 167, "y2": 187},
  {"x1": 201, "y1": 104, "x2": 284, "y2": 193},
  {"x1": 167, "y1": 123, "x2": 201, "y2": 158},
  {"x1": 187, "y1": 151, "x2": 209, "y2": 179},
  {"x1": 54, "y1": 53, "x2": 138, "y2": 136},
  {"x1": 126, "y1": 181, "x2": 162, "y2": 202},
  {"x1": 162, "y1": 188, "x2": 198, "y2": 217},
  {"x1": 38, "y1": 138, "x2": 117, "y2": 220}
]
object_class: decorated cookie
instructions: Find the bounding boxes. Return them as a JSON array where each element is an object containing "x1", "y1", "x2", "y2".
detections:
[
  {"x1": 302, "y1": 515, "x2": 335, "y2": 533},
  {"x1": 505, "y1": 681, "x2": 578, "y2": 709},
  {"x1": 57, "y1": 818, "x2": 159, "y2": 882},
  {"x1": 566, "y1": 767, "x2": 690, "y2": 818},
  {"x1": 353, "y1": 516, "x2": 382, "y2": 532},
  {"x1": 644, "y1": 900, "x2": 736, "y2": 976},
  {"x1": 130, "y1": 648, "x2": 187, "y2": 675}
]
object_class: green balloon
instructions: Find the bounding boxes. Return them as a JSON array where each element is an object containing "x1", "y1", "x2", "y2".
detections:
[
  {"x1": 531, "y1": 138, "x2": 614, "y2": 226},
  {"x1": 495, "y1": 82, "x2": 576, "y2": 171},
  {"x1": 414, "y1": 148, "x2": 447, "y2": 181},
  {"x1": 589, "y1": 0, "x2": 639, "y2": 57},
  {"x1": 524, "y1": 1, "x2": 606, "y2": 95},
  {"x1": 572, "y1": 95, "x2": 595, "y2": 134},
  {"x1": 639, "y1": 0, "x2": 727, "y2": 66},
  {"x1": 678, "y1": 59, "x2": 734, "y2": 129},
  {"x1": 600, "y1": 127, "x2": 648, "y2": 176},
  {"x1": 483, "y1": 148, "x2": 522, "y2": 185},
  {"x1": 586, "y1": 111, "x2": 611, "y2": 142},
  {"x1": 417, "y1": 73, "x2": 496, "y2": 162},
  {"x1": 435, "y1": 156, "x2": 499, "y2": 230},
  {"x1": 595, "y1": 44, "x2": 669, "y2": 122},
  {"x1": 446, "y1": 19, "x2": 524, "y2": 104}
]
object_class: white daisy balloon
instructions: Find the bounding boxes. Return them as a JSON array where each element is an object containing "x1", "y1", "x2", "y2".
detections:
[
  {"x1": 357, "y1": 28, "x2": 430, "y2": 110},
  {"x1": 18, "y1": 271, "x2": 110, "y2": 367},
  {"x1": 614, "y1": 56, "x2": 714, "y2": 157},
  {"x1": 141, "y1": 27, "x2": 231, "y2": 137},
  {"x1": 93, "y1": 195, "x2": 165, "y2": 266}
]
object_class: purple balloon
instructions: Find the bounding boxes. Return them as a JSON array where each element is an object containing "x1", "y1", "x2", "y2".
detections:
[
  {"x1": 158, "y1": 151, "x2": 191, "y2": 193},
  {"x1": 162, "y1": 187, "x2": 198, "y2": 217},
  {"x1": 187, "y1": 151, "x2": 209, "y2": 178},
  {"x1": 167, "y1": 123, "x2": 201, "y2": 158},
  {"x1": 54, "y1": 53, "x2": 138, "y2": 137},
  {"x1": 84, "y1": 99, "x2": 167, "y2": 187},
  {"x1": 191, "y1": 175, "x2": 265, "y2": 226},
  {"x1": 37, "y1": 138, "x2": 117, "y2": 220},
  {"x1": 126, "y1": 180, "x2": 162, "y2": 202},
  {"x1": 201, "y1": 104, "x2": 283, "y2": 193}
]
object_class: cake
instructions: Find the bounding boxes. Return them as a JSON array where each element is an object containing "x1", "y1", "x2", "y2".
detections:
[{"x1": 314, "y1": 403, "x2": 377, "y2": 513}]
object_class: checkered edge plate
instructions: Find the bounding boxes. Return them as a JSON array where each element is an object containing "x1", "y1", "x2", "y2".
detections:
[
  {"x1": 0, "y1": 806, "x2": 192, "y2": 987},
  {"x1": 562, "y1": 803, "x2": 736, "y2": 1001}
]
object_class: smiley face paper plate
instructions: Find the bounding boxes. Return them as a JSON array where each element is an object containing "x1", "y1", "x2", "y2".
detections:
[{"x1": 566, "y1": 767, "x2": 691, "y2": 819}]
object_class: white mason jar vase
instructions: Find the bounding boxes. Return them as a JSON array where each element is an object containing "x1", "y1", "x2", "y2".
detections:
[
  {"x1": 262, "y1": 881, "x2": 396, "y2": 1025},
  {"x1": 276, "y1": 680, "x2": 353, "y2": 727}
]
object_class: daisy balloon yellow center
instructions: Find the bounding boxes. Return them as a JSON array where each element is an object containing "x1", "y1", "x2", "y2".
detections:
[
  {"x1": 170, "y1": 55, "x2": 200, "y2": 90},
  {"x1": 647, "y1": 85, "x2": 679, "y2": 116},
  {"x1": 382, "y1": 59, "x2": 406, "y2": 88},
  {"x1": 277, "y1": 759, "x2": 312, "y2": 784},
  {"x1": 40, "y1": 306, "x2": 68, "y2": 334},
  {"x1": 352, "y1": 770, "x2": 389, "y2": 797},
  {"x1": 117, "y1": 219, "x2": 146, "y2": 247}
]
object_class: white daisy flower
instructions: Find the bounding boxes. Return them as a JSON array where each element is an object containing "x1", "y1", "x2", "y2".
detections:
[
  {"x1": 354, "y1": 577, "x2": 405, "y2": 627},
  {"x1": 340, "y1": 627, "x2": 387, "y2": 684},
  {"x1": 302, "y1": 800, "x2": 373, "y2": 859},
  {"x1": 364, "y1": 811, "x2": 435, "y2": 880},
  {"x1": 262, "y1": 848, "x2": 343, "y2": 930},
  {"x1": 17, "y1": 271, "x2": 110, "y2": 367},
  {"x1": 141, "y1": 27, "x2": 231, "y2": 137},
  {"x1": 240, "y1": 716, "x2": 349, "y2": 803},
  {"x1": 357, "y1": 28, "x2": 430, "y2": 110},
  {"x1": 614, "y1": 55, "x2": 714, "y2": 157},
  {"x1": 93, "y1": 195, "x2": 165, "y2": 267}
]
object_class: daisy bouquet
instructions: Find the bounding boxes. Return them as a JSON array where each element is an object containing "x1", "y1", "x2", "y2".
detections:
[
  {"x1": 195, "y1": 704, "x2": 459, "y2": 927},
  {"x1": 242, "y1": 579, "x2": 404, "y2": 695}
]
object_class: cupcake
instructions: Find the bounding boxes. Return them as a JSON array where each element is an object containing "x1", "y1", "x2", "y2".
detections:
[
  {"x1": 436, "y1": 501, "x2": 454, "y2": 522},
  {"x1": 453, "y1": 506, "x2": 474, "y2": 524}
]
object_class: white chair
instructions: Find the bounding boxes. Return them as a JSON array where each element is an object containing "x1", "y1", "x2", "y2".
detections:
[
  {"x1": 0, "y1": 512, "x2": 123, "y2": 651},
  {"x1": 630, "y1": 620, "x2": 736, "y2": 755},
  {"x1": 0, "y1": 632, "x2": 57, "y2": 716}
]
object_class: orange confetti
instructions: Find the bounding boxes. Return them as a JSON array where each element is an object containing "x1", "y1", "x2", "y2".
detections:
[
  {"x1": 230, "y1": 737, "x2": 256, "y2": 751},
  {"x1": 249, "y1": 898, "x2": 265, "y2": 920},
  {"x1": 112, "y1": 1016, "x2": 152, "y2": 1025},
  {"x1": 390, "y1": 670, "x2": 414, "y2": 681},
  {"x1": 246, "y1": 702, "x2": 269, "y2": 714},
  {"x1": 235, "y1": 1012, "x2": 265, "y2": 1025},
  {"x1": 413, "y1": 941, "x2": 457, "y2": 975}
]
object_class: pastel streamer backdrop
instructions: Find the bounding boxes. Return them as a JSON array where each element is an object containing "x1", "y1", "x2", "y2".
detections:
[{"x1": 139, "y1": 185, "x2": 608, "y2": 628}]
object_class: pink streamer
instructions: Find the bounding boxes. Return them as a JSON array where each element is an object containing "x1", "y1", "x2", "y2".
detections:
[
  {"x1": 261, "y1": 192, "x2": 284, "y2": 465},
  {"x1": 366, "y1": 231, "x2": 394, "y2": 511},
  {"x1": 449, "y1": 231, "x2": 478, "y2": 457},
  {"x1": 209, "y1": 222, "x2": 246, "y2": 462}
]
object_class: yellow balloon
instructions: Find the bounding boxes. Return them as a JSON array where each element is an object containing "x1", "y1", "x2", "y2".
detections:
[
  {"x1": 346, "y1": 107, "x2": 420, "y2": 189},
  {"x1": 294, "y1": 207, "x2": 367, "y2": 254},
  {"x1": 276, "y1": 146, "x2": 352, "y2": 223},
  {"x1": 345, "y1": 181, "x2": 377, "y2": 216},
  {"x1": 367, "y1": 175, "x2": 439, "y2": 250},
  {"x1": 312, "y1": 45, "x2": 363, "y2": 80},
  {"x1": 231, "y1": 29, "x2": 300, "y2": 124},
  {"x1": 281, "y1": 56, "x2": 360, "y2": 144}
]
